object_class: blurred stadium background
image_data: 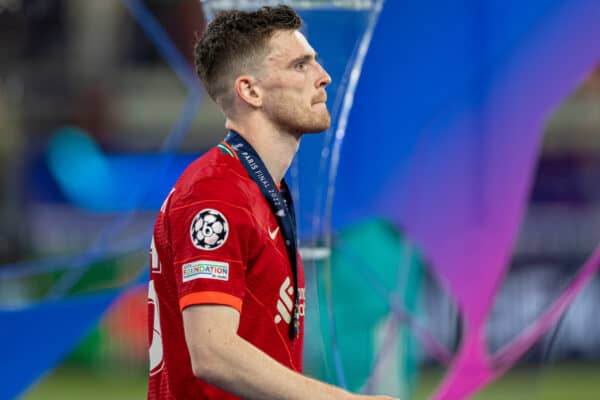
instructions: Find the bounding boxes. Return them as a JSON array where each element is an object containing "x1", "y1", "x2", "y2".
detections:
[{"x1": 1, "y1": 0, "x2": 600, "y2": 399}]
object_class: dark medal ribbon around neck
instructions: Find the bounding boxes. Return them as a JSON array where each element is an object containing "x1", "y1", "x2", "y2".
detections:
[{"x1": 224, "y1": 131, "x2": 301, "y2": 340}]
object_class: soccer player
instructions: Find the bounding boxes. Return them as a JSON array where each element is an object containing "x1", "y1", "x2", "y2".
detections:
[{"x1": 147, "y1": 5, "x2": 399, "y2": 400}]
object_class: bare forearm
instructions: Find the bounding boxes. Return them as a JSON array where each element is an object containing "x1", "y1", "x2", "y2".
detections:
[
  {"x1": 190, "y1": 333, "x2": 353, "y2": 400},
  {"x1": 183, "y1": 306, "x2": 396, "y2": 400}
]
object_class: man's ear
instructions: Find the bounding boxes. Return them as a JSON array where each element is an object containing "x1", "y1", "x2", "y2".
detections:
[{"x1": 235, "y1": 75, "x2": 262, "y2": 108}]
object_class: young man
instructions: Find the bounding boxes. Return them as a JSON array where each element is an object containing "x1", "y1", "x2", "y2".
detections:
[{"x1": 147, "y1": 5, "x2": 399, "y2": 400}]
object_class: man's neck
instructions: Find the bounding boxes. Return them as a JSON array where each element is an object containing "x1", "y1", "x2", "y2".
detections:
[{"x1": 225, "y1": 118, "x2": 300, "y2": 184}]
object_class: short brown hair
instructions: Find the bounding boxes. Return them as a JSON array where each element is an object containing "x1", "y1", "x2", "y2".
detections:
[{"x1": 194, "y1": 5, "x2": 302, "y2": 107}]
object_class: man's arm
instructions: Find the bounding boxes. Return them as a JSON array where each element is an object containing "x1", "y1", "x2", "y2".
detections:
[{"x1": 183, "y1": 305, "x2": 398, "y2": 400}]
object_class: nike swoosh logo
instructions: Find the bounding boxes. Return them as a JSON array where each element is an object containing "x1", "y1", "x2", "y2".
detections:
[{"x1": 268, "y1": 226, "x2": 280, "y2": 240}]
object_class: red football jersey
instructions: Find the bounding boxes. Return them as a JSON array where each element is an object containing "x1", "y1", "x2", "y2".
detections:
[{"x1": 147, "y1": 143, "x2": 305, "y2": 399}]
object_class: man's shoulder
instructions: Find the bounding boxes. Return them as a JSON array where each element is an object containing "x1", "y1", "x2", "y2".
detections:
[{"x1": 171, "y1": 147, "x2": 253, "y2": 207}]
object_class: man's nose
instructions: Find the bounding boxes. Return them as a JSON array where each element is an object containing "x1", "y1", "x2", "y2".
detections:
[{"x1": 316, "y1": 63, "x2": 332, "y2": 88}]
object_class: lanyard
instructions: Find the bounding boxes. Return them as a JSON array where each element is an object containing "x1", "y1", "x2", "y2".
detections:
[{"x1": 224, "y1": 131, "x2": 300, "y2": 339}]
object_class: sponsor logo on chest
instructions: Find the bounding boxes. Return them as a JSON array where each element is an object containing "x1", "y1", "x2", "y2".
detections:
[
  {"x1": 274, "y1": 277, "x2": 305, "y2": 325},
  {"x1": 182, "y1": 260, "x2": 229, "y2": 282}
]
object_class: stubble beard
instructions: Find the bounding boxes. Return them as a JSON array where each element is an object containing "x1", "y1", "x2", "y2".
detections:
[{"x1": 268, "y1": 96, "x2": 331, "y2": 136}]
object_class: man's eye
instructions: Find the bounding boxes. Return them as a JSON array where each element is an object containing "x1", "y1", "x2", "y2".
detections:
[{"x1": 295, "y1": 62, "x2": 307, "y2": 71}]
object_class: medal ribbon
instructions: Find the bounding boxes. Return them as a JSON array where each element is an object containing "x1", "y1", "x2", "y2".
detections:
[{"x1": 224, "y1": 131, "x2": 301, "y2": 339}]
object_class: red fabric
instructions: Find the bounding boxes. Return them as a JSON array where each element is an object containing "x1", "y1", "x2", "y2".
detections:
[{"x1": 147, "y1": 147, "x2": 305, "y2": 400}]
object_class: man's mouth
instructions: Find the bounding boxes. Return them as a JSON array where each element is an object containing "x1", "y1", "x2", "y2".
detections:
[{"x1": 312, "y1": 93, "x2": 327, "y2": 104}]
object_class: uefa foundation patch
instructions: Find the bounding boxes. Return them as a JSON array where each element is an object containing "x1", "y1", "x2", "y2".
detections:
[{"x1": 182, "y1": 260, "x2": 229, "y2": 282}]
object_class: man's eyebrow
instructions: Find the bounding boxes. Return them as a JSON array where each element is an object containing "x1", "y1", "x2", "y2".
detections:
[{"x1": 288, "y1": 53, "x2": 317, "y2": 67}]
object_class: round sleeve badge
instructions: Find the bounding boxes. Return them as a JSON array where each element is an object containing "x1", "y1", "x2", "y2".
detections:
[{"x1": 190, "y1": 209, "x2": 229, "y2": 250}]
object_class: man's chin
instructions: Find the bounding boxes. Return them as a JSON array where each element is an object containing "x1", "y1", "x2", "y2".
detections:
[
  {"x1": 303, "y1": 122, "x2": 330, "y2": 134},
  {"x1": 304, "y1": 114, "x2": 331, "y2": 134},
  {"x1": 284, "y1": 112, "x2": 331, "y2": 135}
]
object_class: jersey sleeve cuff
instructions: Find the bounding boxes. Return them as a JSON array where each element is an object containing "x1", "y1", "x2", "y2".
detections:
[{"x1": 179, "y1": 291, "x2": 243, "y2": 313}]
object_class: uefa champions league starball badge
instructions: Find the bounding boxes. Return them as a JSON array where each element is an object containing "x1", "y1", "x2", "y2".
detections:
[{"x1": 190, "y1": 209, "x2": 229, "y2": 250}]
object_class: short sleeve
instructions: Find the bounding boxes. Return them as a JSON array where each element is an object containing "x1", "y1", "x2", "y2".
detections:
[{"x1": 166, "y1": 178, "x2": 256, "y2": 313}]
